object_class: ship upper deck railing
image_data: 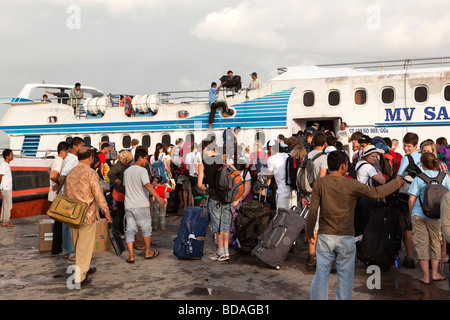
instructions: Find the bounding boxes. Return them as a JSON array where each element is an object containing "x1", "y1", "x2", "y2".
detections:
[
  {"x1": 158, "y1": 90, "x2": 209, "y2": 105},
  {"x1": 277, "y1": 57, "x2": 450, "y2": 74}
]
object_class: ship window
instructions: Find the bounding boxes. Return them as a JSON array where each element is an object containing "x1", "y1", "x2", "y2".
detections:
[
  {"x1": 142, "y1": 134, "x2": 151, "y2": 148},
  {"x1": 355, "y1": 89, "x2": 367, "y2": 105},
  {"x1": 101, "y1": 135, "x2": 109, "y2": 143},
  {"x1": 381, "y1": 87, "x2": 395, "y2": 104},
  {"x1": 328, "y1": 90, "x2": 340, "y2": 106},
  {"x1": 303, "y1": 91, "x2": 314, "y2": 107},
  {"x1": 185, "y1": 133, "x2": 195, "y2": 144},
  {"x1": 83, "y1": 136, "x2": 91, "y2": 147},
  {"x1": 414, "y1": 86, "x2": 428, "y2": 103},
  {"x1": 444, "y1": 85, "x2": 450, "y2": 102},
  {"x1": 122, "y1": 135, "x2": 131, "y2": 149},
  {"x1": 162, "y1": 134, "x2": 171, "y2": 146},
  {"x1": 255, "y1": 131, "x2": 266, "y2": 145}
]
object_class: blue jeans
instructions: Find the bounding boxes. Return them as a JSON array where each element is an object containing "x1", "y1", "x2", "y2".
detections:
[
  {"x1": 62, "y1": 223, "x2": 75, "y2": 257},
  {"x1": 310, "y1": 234, "x2": 356, "y2": 300}
]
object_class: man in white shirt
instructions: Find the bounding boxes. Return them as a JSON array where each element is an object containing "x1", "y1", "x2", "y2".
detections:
[
  {"x1": 48, "y1": 142, "x2": 70, "y2": 202},
  {"x1": 0, "y1": 149, "x2": 14, "y2": 227},
  {"x1": 48, "y1": 141, "x2": 70, "y2": 256},
  {"x1": 336, "y1": 122, "x2": 350, "y2": 154},
  {"x1": 266, "y1": 140, "x2": 297, "y2": 210},
  {"x1": 248, "y1": 72, "x2": 262, "y2": 90}
]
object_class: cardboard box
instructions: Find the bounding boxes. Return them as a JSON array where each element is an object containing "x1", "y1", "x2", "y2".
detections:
[
  {"x1": 39, "y1": 219, "x2": 54, "y2": 252},
  {"x1": 93, "y1": 218, "x2": 112, "y2": 254}
]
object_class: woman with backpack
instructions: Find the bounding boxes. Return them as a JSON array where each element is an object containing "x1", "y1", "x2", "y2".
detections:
[
  {"x1": 150, "y1": 143, "x2": 172, "y2": 183},
  {"x1": 408, "y1": 152, "x2": 450, "y2": 284}
]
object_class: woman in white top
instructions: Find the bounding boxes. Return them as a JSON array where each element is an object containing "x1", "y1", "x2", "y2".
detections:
[
  {"x1": 355, "y1": 145, "x2": 386, "y2": 186},
  {"x1": 150, "y1": 143, "x2": 172, "y2": 180}
]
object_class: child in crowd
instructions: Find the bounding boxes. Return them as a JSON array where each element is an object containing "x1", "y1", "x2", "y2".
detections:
[{"x1": 151, "y1": 175, "x2": 171, "y2": 231}]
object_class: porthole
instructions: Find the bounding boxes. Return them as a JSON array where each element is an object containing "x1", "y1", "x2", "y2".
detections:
[
  {"x1": 328, "y1": 90, "x2": 340, "y2": 106},
  {"x1": 83, "y1": 136, "x2": 91, "y2": 147},
  {"x1": 142, "y1": 134, "x2": 151, "y2": 148},
  {"x1": 414, "y1": 86, "x2": 428, "y2": 103},
  {"x1": 381, "y1": 87, "x2": 395, "y2": 104},
  {"x1": 303, "y1": 91, "x2": 314, "y2": 107},
  {"x1": 122, "y1": 135, "x2": 131, "y2": 149},
  {"x1": 444, "y1": 85, "x2": 450, "y2": 102},
  {"x1": 162, "y1": 134, "x2": 171, "y2": 146},
  {"x1": 255, "y1": 131, "x2": 266, "y2": 145},
  {"x1": 355, "y1": 89, "x2": 367, "y2": 105}
]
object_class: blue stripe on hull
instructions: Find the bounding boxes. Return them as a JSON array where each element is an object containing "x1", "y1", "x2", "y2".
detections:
[{"x1": 0, "y1": 88, "x2": 294, "y2": 134}]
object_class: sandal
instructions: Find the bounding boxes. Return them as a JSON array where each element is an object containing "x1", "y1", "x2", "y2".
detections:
[
  {"x1": 1, "y1": 222, "x2": 14, "y2": 227},
  {"x1": 145, "y1": 250, "x2": 160, "y2": 259},
  {"x1": 432, "y1": 275, "x2": 447, "y2": 282},
  {"x1": 126, "y1": 258, "x2": 135, "y2": 264},
  {"x1": 419, "y1": 279, "x2": 430, "y2": 285}
]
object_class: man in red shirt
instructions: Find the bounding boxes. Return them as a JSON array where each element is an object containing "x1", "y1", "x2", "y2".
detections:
[
  {"x1": 98, "y1": 143, "x2": 110, "y2": 177},
  {"x1": 383, "y1": 137, "x2": 403, "y2": 173}
]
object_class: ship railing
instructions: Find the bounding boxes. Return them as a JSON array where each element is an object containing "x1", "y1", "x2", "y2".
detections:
[
  {"x1": 11, "y1": 148, "x2": 57, "y2": 159},
  {"x1": 157, "y1": 90, "x2": 209, "y2": 105},
  {"x1": 277, "y1": 57, "x2": 450, "y2": 74},
  {"x1": 317, "y1": 56, "x2": 450, "y2": 71}
]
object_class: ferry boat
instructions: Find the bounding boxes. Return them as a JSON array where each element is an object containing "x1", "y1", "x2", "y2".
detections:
[{"x1": 1, "y1": 57, "x2": 449, "y2": 217}]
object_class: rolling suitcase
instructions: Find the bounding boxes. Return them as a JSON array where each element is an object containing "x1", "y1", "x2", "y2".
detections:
[
  {"x1": 235, "y1": 200, "x2": 271, "y2": 254},
  {"x1": 108, "y1": 223, "x2": 126, "y2": 256},
  {"x1": 173, "y1": 206, "x2": 210, "y2": 260},
  {"x1": 251, "y1": 206, "x2": 307, "y2": 270}
]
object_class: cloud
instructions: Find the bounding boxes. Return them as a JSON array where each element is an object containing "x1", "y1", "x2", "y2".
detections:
[{"x1": 191, "y1": 0, "x2": 450, "y2": 60}]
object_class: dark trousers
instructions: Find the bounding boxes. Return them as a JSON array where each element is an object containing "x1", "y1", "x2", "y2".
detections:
[
  {"x1": 51, "y1": 220, "x2": 63, "y2": 255},
  {"x1": 209, "y1": 101, "x2": 228, "y2": 124},
  {"x1": 114, "y1": 201, "x2": 125, "y2": 234}
]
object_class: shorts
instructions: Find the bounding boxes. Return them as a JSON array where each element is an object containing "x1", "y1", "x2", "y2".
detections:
[
  {"x1": 124, "y1": 207, "x2": 152, "y2": 243},
  {"x1": 177, "y1": 174, "x2": 190, "y2": 190},
  {"x1": 209, "y1": 198, "x2": 232, "y2": 233},
  {"x1": 397, "y1": 200, "x2": 412, "y2": 231},
  {"x1": 411, "y1": 215, "x2": 441, "y2": 260}
]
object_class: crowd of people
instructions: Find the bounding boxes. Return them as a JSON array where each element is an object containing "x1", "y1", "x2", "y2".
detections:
[{"x1": 43, "y1": 124, "x2": 450, "y2": 296}]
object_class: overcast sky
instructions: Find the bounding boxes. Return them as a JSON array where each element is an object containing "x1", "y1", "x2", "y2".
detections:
[{"x1": 1, "y1": 0, "x2": 450, "y2": 100}]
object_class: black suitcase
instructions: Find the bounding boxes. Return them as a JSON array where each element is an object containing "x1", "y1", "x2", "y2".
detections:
[
  {"x1": 235, "y1": 200, "x2": 271, "y2": 254},
  {"x1": 108, "y1": 223, "x2": 126, "y2": 256},
  {"x1": 251, "y1": 206, "x2": 306, "y2": 270},
  {"x1": 357, "y1": 203, "x2": 403, "y2": 271}
]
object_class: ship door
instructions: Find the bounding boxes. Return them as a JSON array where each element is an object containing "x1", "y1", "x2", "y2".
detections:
[{"x1": 294, "y1": 118, "x2": 342, "y2": 135}]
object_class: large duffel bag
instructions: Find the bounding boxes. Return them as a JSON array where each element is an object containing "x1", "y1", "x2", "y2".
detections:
[
  {"x1": 357, "y1": 202, "x2": 403, "y2": 271},
  {"x1": 173, "y1": 206, "x2": 210, "y2": 260},
  {"x1": 252, "y1": 206, "x2": 306, "y2": 269},
  {"x1": 235, "y1": 200, "x2": 271, "y2": 254}
]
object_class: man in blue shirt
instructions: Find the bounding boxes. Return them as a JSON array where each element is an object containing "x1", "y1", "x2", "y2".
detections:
[
  {"x1": 208, "y1": 81, "x2": 230, "y2": 129},
  {"x1": 396, "y1": 132, "x2": 422, "y2": 269}
]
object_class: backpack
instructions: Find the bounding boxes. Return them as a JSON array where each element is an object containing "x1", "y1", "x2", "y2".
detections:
[
  {"x1": 216, "y1": 165, "x2": 245, "y2": 204},
  {"x1": 285, "y1": 154, "x2": 302, "y2": 191},
  {"x1": 379, "y1": 153, "x2": 396, "y2": 182},
  {"x1": 153, "y1": 159, "x2": 169, "y2": 183},
  {"x1": 349, "y1": 162, "x2": 370, "y2": 181},
  {"x1": 397, "y1": 154, "x2": 422, "y2": 203},
  {"x1": 417, "y1": 172, "x2": 449, "y2": 219},
  {"x1": 296, "y1": 152, "x2": 326, "y2": 195}
]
